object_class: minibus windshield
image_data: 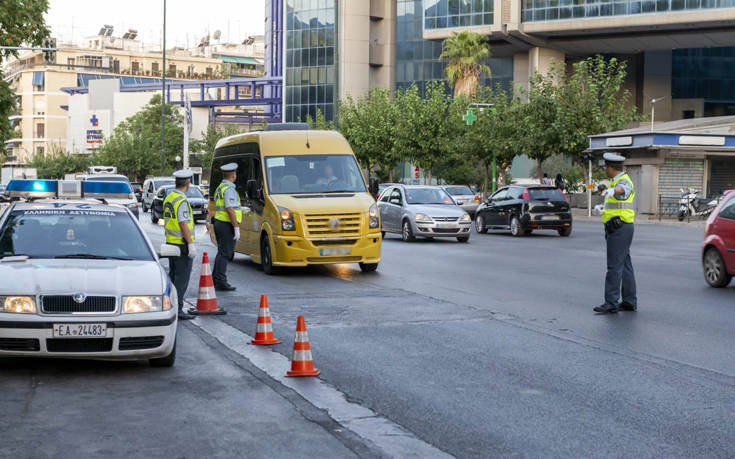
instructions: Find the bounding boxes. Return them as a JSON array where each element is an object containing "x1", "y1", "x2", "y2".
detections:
[{"x1": 265, "y1": 154, "x2": 367, "y2": 194}]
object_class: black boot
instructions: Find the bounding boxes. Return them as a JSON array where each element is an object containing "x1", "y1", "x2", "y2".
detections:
[{"x1": 593, "y1": 303, "x2": 619, "y2": 314}]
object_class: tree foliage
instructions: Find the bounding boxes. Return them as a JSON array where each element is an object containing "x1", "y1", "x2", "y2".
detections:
[
  {"x1": 190, "y1": 123, "x2": 243, "y2": 171},
  {"x1": 94, "y1": 94, "x2": 183, "y2": 181},
  {"x1": 305, "y1": 108, "x2": 335, "y2": 130},
  {"x1": 0, "y1": 0, "x2": 50, "y2": 158},
  {"x1": 440, "y1": 30, "x2": 491, "y2": 98},
  {"x1": 29, "y1": 150, "x2": 92, "y2": 179}
]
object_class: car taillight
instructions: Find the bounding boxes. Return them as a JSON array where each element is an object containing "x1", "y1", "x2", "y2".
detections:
[
  {"x1": 474, "y1": 195, "x2": 480, "y2": 203},
  {"x1": 521, "y1": 189, "x2": 530, "y2": 201}
]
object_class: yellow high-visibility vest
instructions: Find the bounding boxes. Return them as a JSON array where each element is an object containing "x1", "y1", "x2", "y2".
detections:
[
  {"x1": 602, "y1": 173, "x2": 635, "y2": 224},
  {"x1": 213, "y1": 181, "x2": 242, "y2": 223},
  {"x1": 163, "y1": 190, "x2": 195, "y2": 244}
]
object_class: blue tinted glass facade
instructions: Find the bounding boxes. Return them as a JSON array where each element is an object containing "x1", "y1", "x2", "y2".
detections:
[
  {"x1": 522, "y1": 0, "x2": 735, "y2": 22},
  {"x1": 285, "y1": 0, "x2": 336, "y2": 122},
  {"x1": 424, "y1": 0, "x2": 494, "y2": 29},
  {"x1": 397, "y1": 0, "x2": 512, "y2": 94},
  {"x1": 672, "y1": 47, "x2": 735, "y2": 103}
]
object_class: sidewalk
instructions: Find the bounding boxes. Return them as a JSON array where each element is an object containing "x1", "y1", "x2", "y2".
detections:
[{"x1": 571, "y1": 208, "x2": 707, "y2": 226}]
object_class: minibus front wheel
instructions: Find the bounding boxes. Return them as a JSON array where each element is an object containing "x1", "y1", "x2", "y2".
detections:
[
  {"x1": 261, "y1": 234, "x2": 276, "y2": 275},
  {"x1": 359, "y1": 262, "x2": 378, "y2": 273}
]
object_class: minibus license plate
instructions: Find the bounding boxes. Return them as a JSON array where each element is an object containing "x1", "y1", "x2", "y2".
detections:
[
  {"x1": 320, "y1": 248, "x2": 351, "y2": 256},
  {"x1": 53, "y1": 323, "x2": 107, "y2": 338}
]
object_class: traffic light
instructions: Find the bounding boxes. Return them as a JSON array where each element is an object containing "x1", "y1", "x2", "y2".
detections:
[{"x1": 43, "y1": 38, "x2": 56, "y2": 63}]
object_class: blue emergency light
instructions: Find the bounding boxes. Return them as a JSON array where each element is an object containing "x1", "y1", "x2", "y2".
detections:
[{"x1": 5, "y1": 179, "x2": 132, "y2": 199}]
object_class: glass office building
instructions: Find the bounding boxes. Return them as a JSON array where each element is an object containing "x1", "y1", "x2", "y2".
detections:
[
  {"x1": 522, "y1": 0, "x2": 735, "y2": 22},
  {"x1": 423, "y1": 0, "x2": 494, "y2": 29},
  {"x1": 285, "y1": 0, "x2": 337, "y2": 122},
  {"x1": 397, "y1": 0, "x2": 512, "y2": 94},
  {"x1": 673, "y1": 46, "x2": 735, "y2": 116}
]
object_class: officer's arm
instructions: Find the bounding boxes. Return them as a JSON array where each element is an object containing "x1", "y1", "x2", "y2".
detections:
[
  {"x1": 179, "y1": 221, "x2": 193, "y2": 245},
  {"x1": 614, "y1": 185, "x2": 625, "y2": 196},
  {"x1": 226, "y1": 208, "x2": 238, "y2": 229}
]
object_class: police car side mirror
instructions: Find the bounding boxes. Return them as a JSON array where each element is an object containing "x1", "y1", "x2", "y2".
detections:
[{"x1": 158, "y1": 244, "x2": 180, "y2": 258}]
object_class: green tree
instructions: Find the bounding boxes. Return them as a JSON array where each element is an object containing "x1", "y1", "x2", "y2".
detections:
[
  {"x1": 440, "y1": 30, "x2": 491, "y2": 98},
  {"x1": 94, "y1": 94, "x2": 183, "y2": 181},
  {"x1": 190, "y1": 123, "x2": 243, "y2": 172},
  {"x1": 395, "y1": 82, "x2": 453, "y2": 184},
  {"x1": 338, "y1": 89, "x2": 400, "y2": 180},
  {"x1": 0, "y1": 0, "x2": 50, "y2": 159},
  {"x1": 519, "y1": 72, "x2": 561, "y2": 181},
  {"x1": 305, "y1": 108, "x2": 335, "y2": 130},
  {"x1": 29, "y1": 149, "x2": 92, "y2": 179}
]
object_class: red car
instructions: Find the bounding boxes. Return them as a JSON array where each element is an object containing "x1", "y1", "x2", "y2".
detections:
[{"x1": 702, "y1": 190, "x2": 735, "y2": 287}]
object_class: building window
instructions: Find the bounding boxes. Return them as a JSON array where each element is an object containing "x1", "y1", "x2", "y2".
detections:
[
  {"x1": 522, "y1": 0, "x2": 734, "y2": 22},
  {"x1": 424, "y1": 0, "x2": 493, "y2": 30},
  {"x1": 36, "y1": 123, "x2": 45, "y2": 138},
  {"x1": 206, "y1": 67, "x2": 213, "y2": 77},
  {"x1": 67, "y1": 57, "x2": 75, "y2": 69},
  {"x1": 187, "y1": 64, "x2": 195, "y2": 76},
  {"x1": 32, "y1": 71, "x2": 44, "y2": 91},
  {"x1": 36, "y1": 146, "x2": 45, "y2": 156},
  {"x1": 151, "y1": 62, "x2": 160, "y2": 74},
  {"x1": 168, "y1": 63, "x2": 177, "y2": 76},
  {"x1": 132, "y1": 61, "x2": 140, "y2": 73},
  {"x1": 682, "y1": 110, "x2": 696, "y2": 119},
  {"x1": 672, "y1": 47, "x2": 735, "y2": 116}
]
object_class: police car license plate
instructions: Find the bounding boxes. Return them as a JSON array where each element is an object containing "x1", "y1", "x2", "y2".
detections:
[
  {"x1": 320, "y1": 248, "x2": 351, "y2": 256},
  {"x1": 53, "y1": 323, "x2": 107, "y2": 338}
]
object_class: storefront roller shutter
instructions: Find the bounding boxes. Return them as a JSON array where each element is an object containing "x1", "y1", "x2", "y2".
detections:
[
  {"x1": 659, "y1": 158, "x2": 705, "y2": 200},
  {"x1": 709, "y1": 158, "x2": 735, "y2": 196}
]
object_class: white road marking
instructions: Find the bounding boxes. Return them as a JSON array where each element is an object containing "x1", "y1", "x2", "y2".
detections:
[{"x1": 190, "y1": 316, "x2": 452, "y2": 459}]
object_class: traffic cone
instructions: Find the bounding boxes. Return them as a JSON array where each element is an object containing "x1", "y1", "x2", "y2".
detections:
[
  {"x1": 250, "y1": 295, "x2": 280, "y2": 345},
  {"x1": 190, "y1": 252, "x2": 226, "y2": 316},
  {"x1": 286, "y1": 316, "x2": 320, "y2": 377}
]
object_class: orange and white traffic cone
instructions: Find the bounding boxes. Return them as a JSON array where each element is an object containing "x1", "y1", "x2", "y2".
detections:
[
  {"x1": 286, "y1": 316, "x2": 320, "y2": 377},
  {"x1": 250, "y1": 295, "x2": 280, "y2": 345},
  {"x1": 190, "y1": 252, "x2": 226, "y2": 316}
]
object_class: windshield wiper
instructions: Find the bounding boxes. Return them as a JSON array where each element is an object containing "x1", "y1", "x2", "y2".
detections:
[
  {"x1": 55, "y1": 253, "x2": 133, "y2": 260},
  {"x1": 0, "y1": 255, "x2": 32, "y2": 262}
]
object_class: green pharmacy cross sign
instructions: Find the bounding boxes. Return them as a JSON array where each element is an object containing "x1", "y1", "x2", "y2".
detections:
[{"x1": 463, "y1": 109, "x2": 478, "y2": 126}]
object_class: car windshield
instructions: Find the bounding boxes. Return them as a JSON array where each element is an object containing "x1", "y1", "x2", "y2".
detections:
[
  {"x1": 165, "y1": 187, "x2": 203, "y2": 199},
  {"x1": 529, "y1": 188, "x2": 566, "y2": 201},
  {"x1": 154, "y1": 180, "x2": 174, "y2": 189},
  {"x1": 265, "y1": 154, "x2": 367, "y2": 194},
  {"x1": 0, "y1": 209, "x2": 154, "y2": 260},
  {"x1": 445, "y1": 186, "x2": 473, "y2": 196},
  {"x1": 405, "y1": 187, "x2": 454, "y2": 205},
  {"x1": 88, "y1": 175, "x2": 130, "y2": 183}
]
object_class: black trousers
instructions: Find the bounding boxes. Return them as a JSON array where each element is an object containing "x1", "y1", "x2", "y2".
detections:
[
  {"x1": 213, "y1": 220, "x2": 235, "y2": 285},
  {"x1": 604, "y1": 223, "x2": 637, "y2": 306},
  {"x1": 168, "y1": 244, "x2": 193, "y2": 312}
]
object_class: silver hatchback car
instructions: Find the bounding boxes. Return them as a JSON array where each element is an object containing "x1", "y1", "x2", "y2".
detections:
[{"x1": 378, "y1": 185, "x2": 472, "y2": 242}]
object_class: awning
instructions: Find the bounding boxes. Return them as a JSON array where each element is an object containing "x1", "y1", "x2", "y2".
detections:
[
  {"x1": 216, "y1": 55, "x2": 261, "y2": 66},
  {"x1": 32, "y1": 71, "x2": 44, "y2": 87}
]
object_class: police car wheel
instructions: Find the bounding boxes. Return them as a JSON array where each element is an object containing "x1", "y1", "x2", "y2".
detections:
[{"x1": 149, "y1": 338, "x2": 176, "y2": 367}]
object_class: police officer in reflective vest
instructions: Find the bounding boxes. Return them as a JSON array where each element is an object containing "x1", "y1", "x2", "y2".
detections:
[
  {"x1": 212, "y1": 162, "x2": 242, "y2": 291},
  {"x1": 164, "y1": 169, "x2": 197, "y2": 320},
  {"x1": 594, "y1": 153, "x2": 637, "y2": 314}
]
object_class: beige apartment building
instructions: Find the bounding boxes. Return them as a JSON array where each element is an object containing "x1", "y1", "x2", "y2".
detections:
[{"x1": 3, "y1": 28, "x2": 264, "y2": 162}]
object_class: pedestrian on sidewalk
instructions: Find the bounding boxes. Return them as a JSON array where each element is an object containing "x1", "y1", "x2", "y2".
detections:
[
  {"x1": 594, "y1": 152, "x2": 638, "y2": 314},
  {"x1": 555, "y1": 173, "x2": 564, "y2": 191},
  {"x1": 212, "y1": 162, "x2": 242, "y2": 291},
  {"x1": 164, "y1": 169, "x2": 196, "y2": 320},
  {"x1": 542, "y1": 173, "x2": 553, "y2": 186}
]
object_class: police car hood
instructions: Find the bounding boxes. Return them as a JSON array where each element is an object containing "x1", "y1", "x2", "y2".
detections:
[{"x1": 0, "y1": 259, "x2": 166, "y2": 296}]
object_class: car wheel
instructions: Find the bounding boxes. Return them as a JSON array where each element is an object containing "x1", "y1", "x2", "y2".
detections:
[
  {"x1": 402, "y1": 220, "x2": 415, "y2": 242},
  {"x1": 678, "y1": 209, "x2": 686, "y2": 221},
  {"x1": 558, "y1": 226, "x2": 572, "y2": 237},
  {"x1": 510, "y1": 216, "x2": 524, "y2": 237},
  {"x1": 142, "y1": 201, "x2": 148, "y2": 213},
  {"x1": 261, "y1": 234, "x2": 276, "y2": 275},
  {"x1": 457, "y1": 235, "x2": 470, "y2": 243},
  {"x1": 359, "y1": 262, "x2": 378, "y2": 273},
  {"x1": 150, "y1": 210, "x2": 158, "y2": 224},
  {"x1": 475, "y1": 215, "x2": 488, "y2": 234},
  {"x1": 149, "y1": 338, "x2": 176, "y2": 367},
  {"x1": 703, "y1": 247, "x2": 731, "y2": 287}
]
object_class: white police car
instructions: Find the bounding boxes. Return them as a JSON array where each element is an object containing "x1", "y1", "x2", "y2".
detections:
[{"x1": 0, "y1": 180, "x2": 179, "y2": 366}]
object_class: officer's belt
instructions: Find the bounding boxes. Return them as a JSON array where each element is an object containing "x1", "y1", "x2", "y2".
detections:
[{"x1": 604, "y1": 201, "x2": 635, "y2": 210}]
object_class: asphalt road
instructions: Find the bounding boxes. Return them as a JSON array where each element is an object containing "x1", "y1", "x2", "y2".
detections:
[{"x1": 3, "y1": 212, "x2": 734, "y2": 458}]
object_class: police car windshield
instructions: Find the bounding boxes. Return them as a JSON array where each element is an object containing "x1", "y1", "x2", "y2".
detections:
[
  {"x1": 0, "y1": 209, "x2": 154, "y2": 261},
  {"x1": 265, "y1": 154, "x2": 367, "y2": 194}
]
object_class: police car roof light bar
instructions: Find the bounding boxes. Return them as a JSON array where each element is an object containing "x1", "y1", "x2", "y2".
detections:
[{"x1": 5, "y1": 179, "x2": 133, "y2": 200}]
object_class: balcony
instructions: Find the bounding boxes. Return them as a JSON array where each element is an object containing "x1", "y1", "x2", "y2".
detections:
[
  {"x1": 229, "y1": 67, "x2": 265, "y2": 78},
  {"x1": 369, "y1": 43, "x2": 384, "y2": 67}
]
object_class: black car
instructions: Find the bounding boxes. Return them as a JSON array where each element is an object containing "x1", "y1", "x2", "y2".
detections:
[
  {"x1": 150, "y1": 185, "x2": 208, "y2": 224},
  {"x1": 474, "y1": 185, "x2": 572, "y2": 237},
  {"x1": 131, "y1": 182, "x2": 143, "y2": 202}
]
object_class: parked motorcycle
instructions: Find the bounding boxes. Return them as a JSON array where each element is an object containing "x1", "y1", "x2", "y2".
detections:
[{"x1": 678, "y1": 187, "x2": 722, "y2": 221}]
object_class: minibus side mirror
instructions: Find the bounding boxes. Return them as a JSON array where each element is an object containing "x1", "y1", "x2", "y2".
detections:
[{"x1": 246, "y1": 179, "x2": 258, "y2": 200}]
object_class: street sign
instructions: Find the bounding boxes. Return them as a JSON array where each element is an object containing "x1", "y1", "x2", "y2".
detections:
[{"x1": 463, "y1": 109, "x2": 477, "y2": 126}]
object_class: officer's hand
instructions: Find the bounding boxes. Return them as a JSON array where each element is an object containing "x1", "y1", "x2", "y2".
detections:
[
  {"x1": 234, "y1": 227, "x2": 241, "y2": 242},
  {"x1": 187, "y1": 243, "x2": 197, "y2": 259},
  {"x1": 602, "y1": 188, "x2": 616, "y2": 199}
]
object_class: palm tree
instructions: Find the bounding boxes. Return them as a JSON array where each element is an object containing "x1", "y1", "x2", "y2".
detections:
[{"x1": 440, "y1": 31, "x2": 492, "y2": 98}]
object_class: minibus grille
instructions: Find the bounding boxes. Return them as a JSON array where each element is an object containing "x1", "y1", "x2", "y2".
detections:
[{"x1": 304, "y1": 213, "x2": 361, "y2": 236}]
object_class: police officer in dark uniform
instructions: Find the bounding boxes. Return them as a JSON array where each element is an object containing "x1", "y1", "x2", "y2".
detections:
[
  {"x1": 212, "y1": 162, "x2": 241, "y2": 291},
  {"x1": 594, "y1": 153, "x2": 638, "y2": 314}
]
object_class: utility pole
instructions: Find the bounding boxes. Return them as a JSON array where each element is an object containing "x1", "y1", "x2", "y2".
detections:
[{"x1": 160, "y1": 0, "x2": 167, "y2": 175}]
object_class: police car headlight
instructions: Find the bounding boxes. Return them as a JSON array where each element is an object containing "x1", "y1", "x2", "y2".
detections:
[
  {"x1": 123, "y1": 296, "x2": 167, "y2": 313},
  {"x1": 368, "y1": 204, "x2": 379, "y2": 229},
  {"x1": 1, "y1": 296, "x2": 36, "y2": 314}
]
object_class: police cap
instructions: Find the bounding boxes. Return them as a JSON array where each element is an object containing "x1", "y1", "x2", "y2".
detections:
[
  {"x1": 603, "y1": 152, "x2": 626, "y2": 163},
  {"x1": 220, "y1": 162, "x2": 238, "y2": 172},
  {"x1": 173, "y1": 169, "x2": 193, "y2": 179}
]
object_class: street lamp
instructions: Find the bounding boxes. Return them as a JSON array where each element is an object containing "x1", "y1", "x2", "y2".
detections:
[{"x1": 650, "y1": 96, "x2": 667, "y2": 133}]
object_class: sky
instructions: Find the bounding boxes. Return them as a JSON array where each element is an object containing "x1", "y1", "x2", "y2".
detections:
[{"x1": 46, "y1": 0, "x2": 266, "y2": 49}]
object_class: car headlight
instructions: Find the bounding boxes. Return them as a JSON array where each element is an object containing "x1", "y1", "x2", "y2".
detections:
[
  {"x1": 279, "y1": 207, "x2": 296, "y2": 231},
  {"x1": 123, "y1": 296, "x2": 170, "y2": 313},
  {"x1": 368, "y1": 203, "x2": 379, "y2": 229},
  {"x1": 415, "y1": 213, "x2": 433, "y2": 222},
  {"x1": 0, "y1": 296, "x2": 36, "y2": 313},
  {"x1": 460, "y1": 214, "x2": 471, "y2": 222}
]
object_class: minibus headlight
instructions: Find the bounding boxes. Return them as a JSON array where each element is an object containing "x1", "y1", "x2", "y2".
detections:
[
  {"x1": 369, "y1": 204, "x2": 379, "y2": 229},
  {"x1": 279, "y1": 207, "x2": 296, "y2": 231}
]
